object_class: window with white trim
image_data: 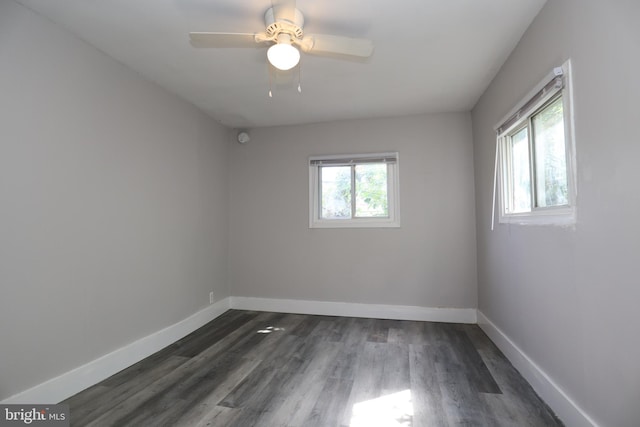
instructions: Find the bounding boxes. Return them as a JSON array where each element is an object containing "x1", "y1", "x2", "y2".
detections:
[
  {"x1": 494, "y1": 60, "x2": 576, "y2": 226},
  {"x1": 309, "y1": 152, "x2": 400, "y2": 228}
]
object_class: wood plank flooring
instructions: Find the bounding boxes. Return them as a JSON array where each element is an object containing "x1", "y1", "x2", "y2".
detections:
[{"x1": 63, "y1": 310, "x2": 563, "y2": 426}]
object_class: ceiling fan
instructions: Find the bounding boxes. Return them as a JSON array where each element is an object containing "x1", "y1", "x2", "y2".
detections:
[{"x1": 189, "y1": 0, "x2": 374, "y2": 71}]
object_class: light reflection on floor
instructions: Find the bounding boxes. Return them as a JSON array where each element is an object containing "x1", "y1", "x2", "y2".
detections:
[
  {"x1": 256, "y1": 326, "x2": 285, "y2": 334},
  {"x1": 350, "y1": 389, "x2": 413, "y2": 427}
]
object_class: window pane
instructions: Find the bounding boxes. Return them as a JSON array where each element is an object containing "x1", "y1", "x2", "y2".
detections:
[
  {"x1": 509, "y1": 127, "x2": 532, "y2": 213},
  {"x1": 355, "y1": 164, "x2": 388, "y2": 217},
  {"x1": 533, "y1": 97, "x2": 568, "y2": 207},
  {"x1": 320, "y1": 166, "x2": 352, "y2": 219}
]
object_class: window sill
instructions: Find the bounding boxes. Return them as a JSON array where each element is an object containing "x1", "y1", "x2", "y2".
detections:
[
  {"x1": 309, "y1": 218, "x2": 400, "y2": 229},
  {"x1": 499, "y1": 208, "x2": 576, "y2": 226}
]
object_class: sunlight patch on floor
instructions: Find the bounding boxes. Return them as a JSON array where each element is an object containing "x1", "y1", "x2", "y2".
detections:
[{"x1": 350, "y1": 389, "x2": 413, "y2": 427}]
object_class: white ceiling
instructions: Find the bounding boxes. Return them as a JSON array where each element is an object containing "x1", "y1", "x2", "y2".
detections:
[{"x1": 16, "y1": 0, "x2": 547, "y2": 128}]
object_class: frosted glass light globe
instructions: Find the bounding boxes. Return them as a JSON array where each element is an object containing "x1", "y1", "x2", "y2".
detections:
[{"x1": 267, "y1": 43, "x2": 300, "y2": 71}]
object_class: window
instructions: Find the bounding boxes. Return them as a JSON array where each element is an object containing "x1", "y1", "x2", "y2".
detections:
[
  {"x1": 309, "y1": 152, "x2": 400, "y2": 228},
  {"x1": 495, "y1": 60, "x2": 576, "y2": 225}
]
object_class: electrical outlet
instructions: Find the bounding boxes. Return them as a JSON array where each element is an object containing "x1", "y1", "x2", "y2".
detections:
[{"x1": 209, "y1": 292, "x2": 214, "y2": 304}]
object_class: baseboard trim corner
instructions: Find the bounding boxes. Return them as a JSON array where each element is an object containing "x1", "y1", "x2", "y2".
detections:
[
  {"x1": 1, "y1": 298, "x2": 231, "y2": 405},
  {"x1": 477, "y1": 311, "x2": 599, "y2": 427},
  {"x1": 229, "y1": 296, "x2": 477, "y2": 324}
]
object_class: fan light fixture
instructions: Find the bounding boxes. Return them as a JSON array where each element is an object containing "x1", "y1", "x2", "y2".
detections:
[{"x1": 267, "y1": 34, "x2": 300, "y2": 70}]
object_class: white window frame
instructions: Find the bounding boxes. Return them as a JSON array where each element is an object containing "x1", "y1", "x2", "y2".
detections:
[
  {"x1": 309, "y1": 152, "x2": 400, "y2": 228},
  {"x1": 494, "y1": 59, "x2": 577, "y2": 226}
]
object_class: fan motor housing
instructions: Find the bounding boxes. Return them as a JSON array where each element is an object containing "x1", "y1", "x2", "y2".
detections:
[{"x1": 264, "y1": 7, "x2": 304, "y2": 39}]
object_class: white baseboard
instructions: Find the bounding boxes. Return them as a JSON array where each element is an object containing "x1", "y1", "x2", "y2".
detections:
[
  {"x1": 1, "y1": 298, "x2": 231, "y2": 405},
  {"x1": 477, "y1": 311, "x2": 599, "y2": 427},
  {"x1": 230, "y1": 296, "x2": 477, "y2": 324}
]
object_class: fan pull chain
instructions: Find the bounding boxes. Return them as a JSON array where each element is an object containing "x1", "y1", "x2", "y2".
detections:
[
  {"x1": 266, "y1": 57, "x2": 303, "y2": 96},
  {"x1": 267, "y1": 58, "x2": 273, "y2": 98}
]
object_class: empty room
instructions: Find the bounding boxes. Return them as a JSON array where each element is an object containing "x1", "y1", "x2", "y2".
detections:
[{"x1": 1, "y1": 0, "x2": 638, "y2": 426}]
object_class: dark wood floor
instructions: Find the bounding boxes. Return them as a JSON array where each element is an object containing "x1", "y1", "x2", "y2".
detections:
[{"x1": 63, "y1": 310, "x2": 563, "y2": 426}]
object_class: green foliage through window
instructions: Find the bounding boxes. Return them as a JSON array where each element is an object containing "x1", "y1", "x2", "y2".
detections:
[
  {"x1": 320, "y1": 164, "x2": 389, "y2": 219},
  {"x1": 502, "y1": 95, "x2": 570, "y2": 214}
]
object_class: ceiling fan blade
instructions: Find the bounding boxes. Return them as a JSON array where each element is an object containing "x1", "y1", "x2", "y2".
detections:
[
  {"x1": 271, "y1": 0, "x2": 297, "y2": 22},
  {"x1": 189, "y1": 32, "x2": 267, "y2": 48},
  {"x1": 297, "y1": 34, "x2": 374, "y2": 58}
]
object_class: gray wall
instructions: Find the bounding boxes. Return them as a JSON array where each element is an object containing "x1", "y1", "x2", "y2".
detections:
[
  {"x1": 472, "y1": 1, "x2": 640, "y2": 426},
  {"x1": 229, "y1": 114, "x2": 478, "y2": 309},
  {"x1": 0, "y1": 1, "x2": 230, "y2": 400}
]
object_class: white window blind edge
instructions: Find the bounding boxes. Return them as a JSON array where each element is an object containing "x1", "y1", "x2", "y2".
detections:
[
  {"x1": 309, "y1": 152, "x2": 398, "y2": 166},
  {"x1": 494, "y1": 60, "x2": 571, "y2": 135}
]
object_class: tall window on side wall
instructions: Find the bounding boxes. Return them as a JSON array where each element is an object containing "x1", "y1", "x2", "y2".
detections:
[
  {"x1": 309, "y1": 152, "x2": 400, "y2": 228},
  {"x1": 495, "y1": 60, "x2": 576, "y2": 226}
]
